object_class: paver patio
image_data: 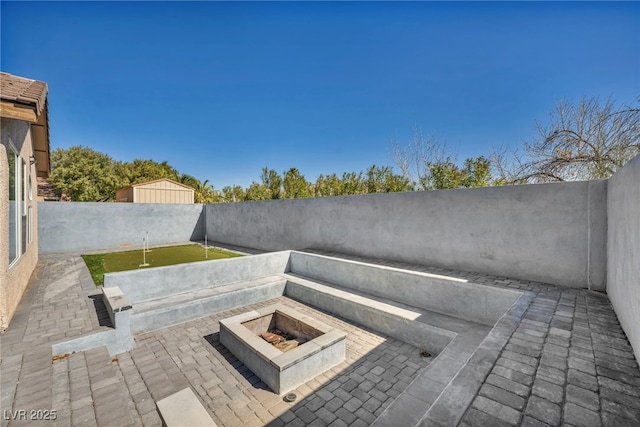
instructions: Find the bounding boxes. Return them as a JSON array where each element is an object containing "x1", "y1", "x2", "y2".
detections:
[{"x1": 1, "y1": 249, "x2": 639, "y2": 426}]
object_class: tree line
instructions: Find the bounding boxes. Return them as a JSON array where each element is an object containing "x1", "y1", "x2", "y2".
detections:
[
  {"x1": 49, "y1": 96, "x2": 639, "y2": 202},
  {"x1": 49, "y1": 148, "x2": 218, "y2": 202}
]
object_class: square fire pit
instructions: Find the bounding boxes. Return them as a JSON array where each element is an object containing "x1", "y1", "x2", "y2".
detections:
[{"x1": 219, "y1": 304, "x2": 346, "y2": 394}]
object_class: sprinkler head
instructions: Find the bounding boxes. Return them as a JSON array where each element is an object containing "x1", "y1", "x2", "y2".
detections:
[{"x1": 283, "y1": 393, "x2": 297, "y2": 403}]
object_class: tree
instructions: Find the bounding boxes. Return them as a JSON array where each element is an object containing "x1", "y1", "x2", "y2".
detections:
[
  {"x1": 425, "y1": 156, "x2": 494, "y2": 190},
  {"x1": 312, "y1": 173, "x2": 343, "y2": 197},
  {"x1": 119, "y1": 159, "x2": 179, "y2": 185},
  {"x1": 392, "y1": 128, "x2": 496, "y2": 190},
  {"x1": 192, "y1": 179, "x2": 219, "y2": 203},
  {"x1": 50, "y1": 146, "x2": 123, "y2": 201},
  {"x1": 283, "y1": 168, "x2": 311, "y2": 198},
  {"x1": 461, "y1": 156, "x2": 492, "y2": 188},
  {"x1": 494, "y1": 97, "x2": 640, "y2": 183},
  {"x1": 324, "y1": 173, "x2": 344, "y2": 196},
  {"x1": 260, "y1": 168, "x2": 283, "y2": 199},
  {"x1": 341, "y1": 171, "x2": 366, "y2": 195},
  {"x1": 49, "y1": 146, "x2": 219, "y2": 203},
  {"x1": 222, "y1": 185, "x2": 245, "y2": 202},
  {"x1": 245, "y1": 182, "x2": 271, "y2": 201},
  {"x1": 177, "y1": 173, "x2": 199, "y2": 188},
  {"x1": 427, "y1": 161, "x2": 463, "y2": 190},
  {"x1": 392, "y1": 127, "x2": 452, "y2": 190},
  {"x1": 365, "y1": 165, "x2": 410, "y2": 193}
]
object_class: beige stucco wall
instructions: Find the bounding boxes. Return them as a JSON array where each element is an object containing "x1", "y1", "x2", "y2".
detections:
[{"x1": 1, "y1": 118, "x2": 39, "y2": 329}]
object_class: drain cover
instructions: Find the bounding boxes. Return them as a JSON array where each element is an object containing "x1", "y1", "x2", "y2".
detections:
[{"x1": 283, "y1": 393, "x2": 297, "y2": 403}]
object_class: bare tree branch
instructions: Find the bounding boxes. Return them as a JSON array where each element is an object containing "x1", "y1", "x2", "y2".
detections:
[{"x1": 510, "y1": 96, "x2": 639, "y2": 182}]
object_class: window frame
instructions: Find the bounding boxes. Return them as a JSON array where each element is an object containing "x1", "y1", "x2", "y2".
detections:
[
  {"x1": 21, "y1": 158, "x2": 27, "y2": 254},
  {"x1": 8, "y1": 143, "x2": 21, "y2": 267}
]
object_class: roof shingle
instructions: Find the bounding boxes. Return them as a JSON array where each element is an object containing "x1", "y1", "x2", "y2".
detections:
[{"x1": 0, "y1": 72, "x2": 48, "y2": 116}]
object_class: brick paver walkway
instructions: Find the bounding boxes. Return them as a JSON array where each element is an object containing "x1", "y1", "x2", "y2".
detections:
[{"x1": 1, "y1": 250, "x2": 639, "y2": 426}]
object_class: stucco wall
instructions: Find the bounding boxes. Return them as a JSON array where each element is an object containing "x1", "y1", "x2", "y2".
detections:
[
  {"x1": 607, "y1": 154, "x2": 640, "y2": 360},
  {"x1": 38, "y1": 202, "x2": 205, "y2": 254},
  {"x1": 205, "y1": 180, "x2": 607, "y2": 289},
  {"x1": 1, "y1": 118, "x2": 39, "y2": 329}
]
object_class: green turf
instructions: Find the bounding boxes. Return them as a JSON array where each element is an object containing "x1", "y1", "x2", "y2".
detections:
[{"x1": 82, "y1": 244, "x2": 243, "y2": 286}]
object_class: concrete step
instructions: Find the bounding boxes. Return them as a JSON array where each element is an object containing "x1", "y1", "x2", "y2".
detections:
[
  {"x1": 131, "y1": 276, "x2": 287, "y2": 334},
  {"x1": 135, "y1": 274, "x2": 287, "y2": 313},
  {"x1": 157, "y1": 388, "x2": 217, "y2": 427},
  {"x1": 283, "y1": 273, "x2": 468, "y2": 354}
]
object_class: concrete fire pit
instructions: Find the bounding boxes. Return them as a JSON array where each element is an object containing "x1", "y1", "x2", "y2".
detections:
[{"x1": 219, "y1": 304, "x2": 346, "y2": 394}]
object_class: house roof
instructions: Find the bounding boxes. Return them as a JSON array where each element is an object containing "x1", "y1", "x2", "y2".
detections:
[
  {"x1": 117, "y1": 178, "x2": 195, "y2": 192},
  {"x1": 1, "y1": 72, "x2": 51, "y2": 178},
  {"x1": 0, "y1": 72, "x2": 48, "y2": 116},
  {"x1": 37, "y1": 177, "x2": 59, "y2": 201}
]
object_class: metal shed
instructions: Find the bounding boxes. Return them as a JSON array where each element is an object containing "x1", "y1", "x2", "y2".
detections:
[{"x1": 115, "y1": 178, "x2": 195, "y2": 204}]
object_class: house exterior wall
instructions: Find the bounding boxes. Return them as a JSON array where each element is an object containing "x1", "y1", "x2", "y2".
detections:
[
  {"x1": 1, "y1": 118, "x2": 39, "y2": 329},
  {"x1": 607, "y1": 153, "x2": 640, "y2": 360}
]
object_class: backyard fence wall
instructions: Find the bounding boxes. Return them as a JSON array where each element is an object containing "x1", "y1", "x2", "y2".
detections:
[
  {"x1": 38, "y1": 202, "x2": 205, "y2": 254},
  {"x1": 607, "y1": 154, "x2": 640, "y2": 360},
  {"x1": 37, "y1": 179, "x2": 608, "y2": 290},
  {"x1": 205, "y1": 180, "x2": 607, "y2": 290}
]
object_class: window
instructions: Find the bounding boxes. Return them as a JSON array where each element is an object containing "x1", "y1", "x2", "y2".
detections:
[
  {"x1": 8, "y1": 145, "x2": 19, "y2": 265},
  {"x1": 28, "y1": 174, "x2": 33, "y2": 201},
  {"x1": 28, "y1": 206, "x2": 33, "y2": 244},
  {"x1": 23, "y1": 158, "x2": 28, "y2": 211}
]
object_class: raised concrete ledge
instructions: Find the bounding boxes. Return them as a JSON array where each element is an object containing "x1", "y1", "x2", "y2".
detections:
[
  {"x1": 284, "y1": 274, "x2": 458, "y2": 354},
  {"x1": 51, "y1": 287, "x2": 136, "y2": 357},
  {"x1": 156, "y1": 388, "x2": 217, "y2": 427},
  {"x1": 219, "y1": 304, "x2": 347, "y2": 394},
  {"x1": 372, "y1": 290, "x2": 535, "y2": 427},
  {"x1": 103, "y1": 251, "x2": 291, "y2": 304},
  {"x1": 418, "y1": 291, "x2": 535, "y2": 426},
  {"x1": 219, "y1": 310, "x2": 261, "y2": 326},
  {"x1": 130, "y1": 278, "x2": 287, "y2": 334},
  {"x1": 288, "y1": 251, "x2": 522, "y2": 326},
  {"x1": 102, "y1": 286, "x2": 132, "y2": 328},
  {"x1": 221, "y1": 316, "x2": 282, "y2": 363}
]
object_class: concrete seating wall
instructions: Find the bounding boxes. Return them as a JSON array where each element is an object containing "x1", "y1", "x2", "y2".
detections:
[
  {"x1": 287, "y1": 251, "x2": 522, "y2": 326},
  {"x1": 103, "y1": 251, "x2": 292, "y2": 334},
  {"x1": 103, "y1": 251, "x2": 291, "y2": 304}
]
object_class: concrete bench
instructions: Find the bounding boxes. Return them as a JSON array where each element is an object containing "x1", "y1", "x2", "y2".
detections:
[
  {"x1": 156, "y1": 388, "x2": 217, "y2": 427},
  {"x1": 283, "y1": 273, "x2": 467, "y2": 355},
  {"x1": 129, "y1": 275, "x2": 288, "y2": 334}
]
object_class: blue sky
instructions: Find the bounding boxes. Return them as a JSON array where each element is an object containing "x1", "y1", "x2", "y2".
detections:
[{"x1": 2, "y1": 1, "x2": 638, "y2": 189}]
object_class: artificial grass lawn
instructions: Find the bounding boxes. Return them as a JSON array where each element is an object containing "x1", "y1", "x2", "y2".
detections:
[{"x1": 82, "y1": 244, "x2": 243, "y2": 286}]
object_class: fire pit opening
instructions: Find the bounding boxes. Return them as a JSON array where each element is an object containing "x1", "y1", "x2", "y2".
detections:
[
  {"x1": 243, "y1": 310, "x2": 323, "y2": 352},
  {"x1": 219, "y1": 304, "x2": 346, "y2": 394}
]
